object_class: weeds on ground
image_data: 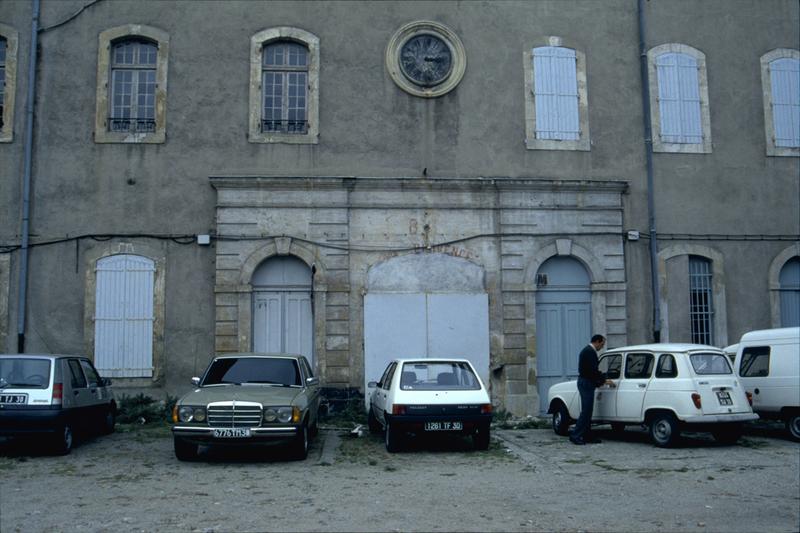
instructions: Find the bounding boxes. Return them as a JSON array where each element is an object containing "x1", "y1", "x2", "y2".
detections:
[
  {"x1": 117, "y1": 393, "x2": 177, "y2": 425},
  {"x1": 319, "y1": 398, "x2": 367, "y2": 428},
  {"x1": 492, "y1": 409, "x2": 549, "y2": 429}
]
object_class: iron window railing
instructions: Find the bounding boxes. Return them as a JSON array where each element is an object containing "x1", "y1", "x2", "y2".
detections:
[
  {"x1": 261, "y1": 119, "x2": 308, "y2": 134},
  {"x1": 109, "y1": 117, "x2": 156, "y2": 133}
]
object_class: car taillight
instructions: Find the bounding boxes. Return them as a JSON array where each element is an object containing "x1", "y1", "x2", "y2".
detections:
[
  {"x1": 746, "y1": 391, "x2": 753, "y2": 406},
  {"x1": 691, "y1": 393, "x2": 702, "y2": 410},
  {"x1": 51, "y1": 383, "x2": 63, "y2": 405},
  {"x1": 480, "y1": 403, "x2": 493, "y2": 414},
  {"x1": 392, "y1": 405, "x2": 407, "y2": 415}
]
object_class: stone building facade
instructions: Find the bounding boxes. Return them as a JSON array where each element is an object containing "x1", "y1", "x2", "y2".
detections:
[{"x1": 0, "y1": 1, "x2": 798, "y2": 414}]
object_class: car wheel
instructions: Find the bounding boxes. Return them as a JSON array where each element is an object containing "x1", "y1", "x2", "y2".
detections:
[
  {"x1": 291, "y1": 423, "x2": 309, "y2": 460},
  {"x1": 367, "y1": 407, "x2": 381, "y2": 434},
  {"x1": 610, "y1": 422, "x2": 625, "y2": 433},
  {"x1": 649, "y1": 412, "x2": 680, "y2": 448},
  {"x1": 385, "y1": 421, "x2": 402, "y2": 453},
  {"x1": 552, "y1": 403, "x2": 571, "y2": 436},
  {"x1": 173, "y1": 437, "x2": 199, "y2": 461},
  {"x1": 473, "y1": 425, "x2": 491, "y2": 451},
  {"x1": 785, "y1": 412, "x2": 800, "y2": 442},
  {"x1": 53, "y1": 424, "x2": 74, "y2": 455},
  {"x1": 711, "y1": 423, "x2": 743, "y2": 445},
  {"x1": 102, "y1": 406, "x2": 116, "y2": 435}
]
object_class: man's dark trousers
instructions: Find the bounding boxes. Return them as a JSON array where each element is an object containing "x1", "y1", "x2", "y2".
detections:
[{"x1": 572, "y1": 377, "x2": 596, "y2": 441}]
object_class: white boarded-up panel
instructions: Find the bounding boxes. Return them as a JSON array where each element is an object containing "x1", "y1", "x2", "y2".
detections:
[
  {"x1": 254, "y1": 292, "x2": 282, "y2": 353},
  {"x1": 285, "y1": 292, "x2": 313, "y2": 360},
  {"x1": 427, "y1": 293, "x2": 490, "y2": 386},
  {"x1": 94, "y1": 254, "x2": 154, "y2": 377}
]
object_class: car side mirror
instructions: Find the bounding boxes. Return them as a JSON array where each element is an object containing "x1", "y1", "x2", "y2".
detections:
[
  {"x1": 306, "y1": 376, "x2": 320, "y2": 386},
  {"x1": 191, "y1": 377, "x2": 200, "y2": 386},
  {"x1": 101, "y1": 377, "x2": 113, "y2": 387},
  {"x1": 367, "y1": 381, "x2": 378, "y2": 388}
]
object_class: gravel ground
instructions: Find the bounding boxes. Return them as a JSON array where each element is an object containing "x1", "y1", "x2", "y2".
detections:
[{"x1": 0, "y1": 422, "x2": 798, "y2": 532}]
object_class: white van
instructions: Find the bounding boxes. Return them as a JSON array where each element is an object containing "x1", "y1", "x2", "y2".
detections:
[{"x1": 731, "y1": 328, "x2": 800, "y2": 441}]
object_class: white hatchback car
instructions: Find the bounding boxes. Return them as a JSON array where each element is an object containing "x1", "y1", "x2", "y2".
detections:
[
  {"x1": 546, "y1": 344, "x2": 758, "y2": 447},
  {"x1": 367, "y1": 358, "x2": 493, "y2": 452}
]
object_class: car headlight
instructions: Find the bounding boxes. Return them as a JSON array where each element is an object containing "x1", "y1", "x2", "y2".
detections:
[
  {"x1": 178, "y1": 406, "x2": 206, "y2": 423},
  {"x1": 263, "y1": 406, "x2": 298, "y2": 424}
]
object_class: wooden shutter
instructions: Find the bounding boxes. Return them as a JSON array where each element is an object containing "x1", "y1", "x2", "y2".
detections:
[
  {"x1": 770, "y1": 58, "x2": 800, "y2": 148},
  {"x1": 533, "y1": 46, "x2": 580, "y2": 141},
  {"x1": 94, "y1": 255, "x2": 155, "y2": 377},
  {"x1": 657, "y1": 52, "x2": 702, "y2": 144}
]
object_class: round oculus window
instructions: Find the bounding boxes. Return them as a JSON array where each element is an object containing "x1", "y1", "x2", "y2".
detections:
[
  {"x1": 386, "y1": 21, "x2": 466, "y2": 98},
  {"x1": 399, "y1": 34, "x2": 453, "y2": 87}
]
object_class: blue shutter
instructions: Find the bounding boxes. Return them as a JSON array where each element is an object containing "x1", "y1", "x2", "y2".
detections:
[
  {"x1": 533, "y1": 46, "x2": 580, "y2": 141},
  {"x1": 94, "y1": 255, "x2": 155, "y2": 377},
  {"x1": 657, "y1": 52, "x2": 703, "y2": 144},
  {"x1": 770, "y1": 58, "x2": 800, "y2": 148}
]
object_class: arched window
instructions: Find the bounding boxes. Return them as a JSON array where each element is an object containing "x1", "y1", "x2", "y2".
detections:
[
  {"x1": 779, "y1": 257, "x2": 800, "y2": 327},
  {"x1": 689, "y1": 256, "x2": 714, "y2": 345},
  {"x1": 761, "y1": 49, "x2": 800, "y2": 156},
  {"x1": 647, "y1": 44, "x2": 712, "y2": 153},
  {"x1": 249, "y1": 27, "x2": 319, "y2": 144},
  {"x1": 95, "y1": 25, "x2": 169, "y2": 143},
  {"x1": 261, "y1": 41, "x2": 308, "y2": 134},
  {"x1": 109, "y1": 39, "x2": 158, "y2": 133},
  {"x1": 524, "y1": 37, "x2": 590, "y2": 151}
]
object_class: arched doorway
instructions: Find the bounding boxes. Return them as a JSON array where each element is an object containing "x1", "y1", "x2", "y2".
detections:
[
  {"x1": 251, "y1": 256, "x2": 313, "y2": 363},
  {"x1": 779, "y1": 256, "x2": 800, "y2": 327},
  {"x1": 535, "y1": 256, "x2": 591, "y2": 414}
]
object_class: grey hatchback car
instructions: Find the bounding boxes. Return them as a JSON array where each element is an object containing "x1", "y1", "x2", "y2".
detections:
[{"x1": 0, "y1": 354, "x2": 117, "y2": 454}]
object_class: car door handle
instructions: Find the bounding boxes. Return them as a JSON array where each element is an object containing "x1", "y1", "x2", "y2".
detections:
[
  {"x1": 638, "y1": 384, "x2": 646, "y2": 388},
  {"x1": 73, "y1": 390, "x2": 80, "y2": 396}
]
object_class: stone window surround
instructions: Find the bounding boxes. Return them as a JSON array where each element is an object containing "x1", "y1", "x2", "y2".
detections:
[
  {"x1": 94, "y1": 24, "x2": 169, "y2": 144},
  {"x1": 761, "y1": 48, "x2": 800, "y2": 157},
  {"x1": 249, "y1": 27, "x2": 319, "y2": 144},
  {"x1": 769, "y1": 244, "x2": 800, "y2": 327},
  {"x1": 647, "y1": 43, "x2": 713, "y2": 154},
  {"x1": 523, "y1": 36, "x2": 590, "y2": 151},
  {"x1": 83, "y1": 242, "x2": 166, "y2": 385},
  {"x1": 0, "y1": 23, "x2": 18, "y2": 143},
  {"x1": 657, "y1": 244, "x2": 728, "y2": 345}
]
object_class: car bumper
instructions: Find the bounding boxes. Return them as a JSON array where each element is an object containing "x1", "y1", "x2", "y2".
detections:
[
  {"x1": 171, "y1": 425, "x2": 299, "y2": 444},
  {"x1": 0, "y1": 406, "x2": 68, "y2": 436},
  {"x1": 387, "y1": 413, "x2": 493, "y2": 434},
  {"x1": 682, "y1": 413, "x2": 760, "y2": 424}
]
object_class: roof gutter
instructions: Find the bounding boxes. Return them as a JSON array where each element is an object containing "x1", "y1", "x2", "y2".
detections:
[
  {"x1": 637, "y1": 0, "x2": 662, "y2": 342},
  {"x1": 16, "y1": 0, "x2": 40, "y2": 352}
]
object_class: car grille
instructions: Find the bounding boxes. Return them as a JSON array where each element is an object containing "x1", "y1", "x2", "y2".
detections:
[{"x1": 207, "y1": 402, "x2": 262, "y2": 428}]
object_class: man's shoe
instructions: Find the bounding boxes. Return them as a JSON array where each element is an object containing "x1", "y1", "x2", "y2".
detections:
[{"x1": 569, "y1": 436, "x2": 586, "y2": 445}]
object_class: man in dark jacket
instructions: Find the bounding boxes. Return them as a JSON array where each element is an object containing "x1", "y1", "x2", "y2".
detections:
[{"x1": 570, "y1": 334, "x2": 614, "y2": 445}]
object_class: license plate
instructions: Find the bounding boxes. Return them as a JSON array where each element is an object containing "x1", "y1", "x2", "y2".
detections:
[
  {"x1": 213, "y1": 428, "x2": 251, "y2": 438},
  {"x1": 0, "y1": 394, "x2": 26, "y2": 405},
  {"x1": 424, "y1": 421, "x2": 463, "y2": 431},
  {"x1": 716, "y1": 391, "x2": 733, "y2": 405}
]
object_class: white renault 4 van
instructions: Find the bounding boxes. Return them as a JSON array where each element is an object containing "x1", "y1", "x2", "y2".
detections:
[{"x1": 731, "y1": 327, "x2": 800, "y2": 441}]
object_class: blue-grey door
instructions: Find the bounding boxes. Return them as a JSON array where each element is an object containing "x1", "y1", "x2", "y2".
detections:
[
  {"x1": 252, "y1": 256, "x2": 313, "y2": 363},
  {"x1": 535, "y1": 257, "x2": 591, "y2": 414}
]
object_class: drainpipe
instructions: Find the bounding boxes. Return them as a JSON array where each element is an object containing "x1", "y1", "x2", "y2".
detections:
[
  {"x1": 16, "y1": 0, "x2": 40, "y2": 352},
  {"x1": 637, "y1": 0, "x2": 662, "y2": 342}
]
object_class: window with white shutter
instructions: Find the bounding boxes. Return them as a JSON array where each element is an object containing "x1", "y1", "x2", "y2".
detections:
[
  {"x1": 94, "y1": 255, "x2": 155, "y2": 377},
  {"x1": 647, "y1": 44, "x2": 712, "y2": 153},
  {"x1": 762, "y1": 50, "x2": 800, "y2": 156},
  {"x1": 524, "y1": 38, "x2": 590, "y2": 151},
  {"x1": 0, "y1": 24, "x2": 17, "y2": 143},
  {"x1": 533, "y1": 46, "x2": 580, "y2": 141}
]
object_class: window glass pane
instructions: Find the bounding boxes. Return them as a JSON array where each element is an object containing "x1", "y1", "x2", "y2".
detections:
[
  {"x1": 625, "y1": 353, "x2": 655, "y2": 379},
  {"x1": 202, "y1": 357, "x2": 301, "y2": 387},
  {"x1": 68, "y1": 360, "x2": 88, "y2": 388},
  {"x1": 598, "y1": 355, "x2": 622, "y2": 379},
  {"x1": 656, "y1": 354, "x2": 678, "y2": 378},
  {"x1": 739, "y1": 346, "x2": 770, "y2": 377},
  {"x1": 399, "y1": 361, "x2": 481, "y2": 391},
  {"x1": 262, "y1": 41, "x2": 309, "y2": 134},
  {"x1": 80, "y1": 360, "x2": 101, "y2": 386},
  {"x1": 0, "y1": 358, "x2": 51, "y2": 389},
  {"x1": 689, "y1": 353, "x2": 732, "y2": 375}
]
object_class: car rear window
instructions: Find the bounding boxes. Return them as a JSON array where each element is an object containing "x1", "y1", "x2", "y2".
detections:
[
  {"x1": 202, "y1": 358, "x2": 301, "y2": 387},
  {"x1": 399, "y1": 361, "x2": 481, "y2": 391},
  {"x1": 0, "y1": 358, "x2": 51, "y2": 389},
  {"x1": 689, "y1": 353, "x2": 733, "y2": 375}
]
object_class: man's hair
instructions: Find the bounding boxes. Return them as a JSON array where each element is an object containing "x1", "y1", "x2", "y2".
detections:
[{"x1": 591, "y1": 334, "x2": 606, "y2": 343}]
